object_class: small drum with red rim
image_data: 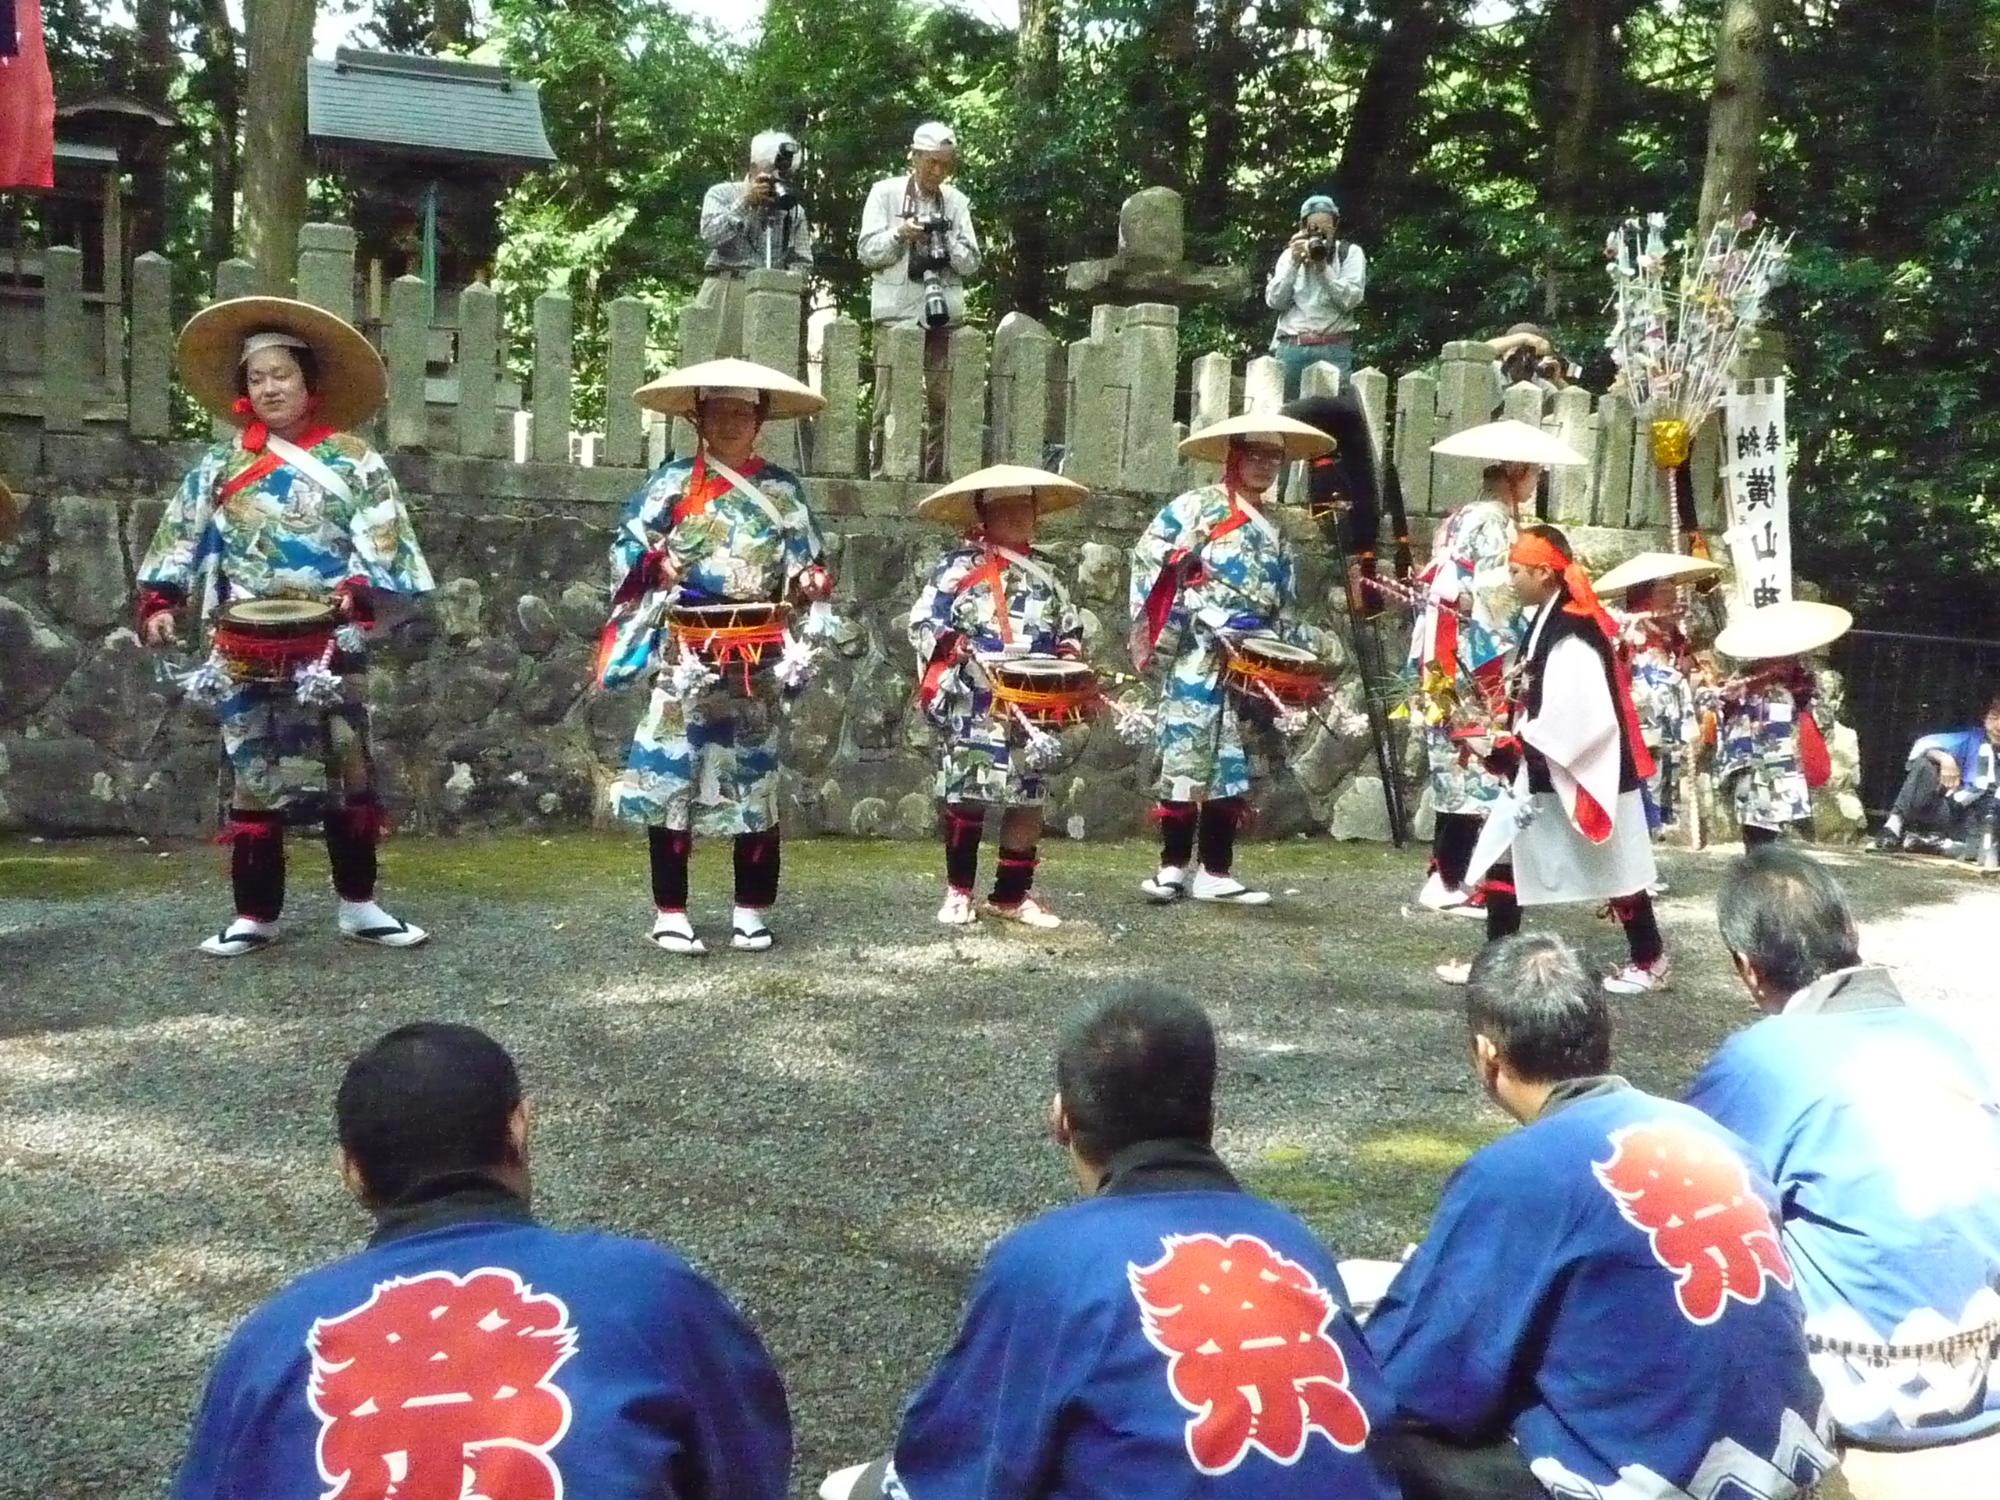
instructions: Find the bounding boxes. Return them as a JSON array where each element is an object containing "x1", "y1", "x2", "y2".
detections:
[
  {"x1": 1223, "y1": 635, "x2": 1329, "y2": 711},
  {"x1": 211, "y1": 598, "x2": 337, "y2": 682},
  {"x1": 986, "y1": 655, "x2": 1099, "y2": 730},
  {"x1": 666, "y1": 600, "x2": 790, "y2": 685}
]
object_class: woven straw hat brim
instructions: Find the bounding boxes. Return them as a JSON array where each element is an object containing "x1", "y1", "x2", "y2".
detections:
[
  {"x1": 1430, "y1": 418, "x2": 1586, "y2": 468},
  {"x1": 1714, "y1": 600, "x2": 1854, "y2": 661},
  {"x1": 177, "y1": 297, "x2": 386, "y2": 432},
  {"x1": 634, "y1": 357, "x2": 825, "y2": 420},
  {"x1": 916, "y1": 464, "x2": 1088, "y2": 528},
  {"x1": 0, "y1": 475, "x2": 16, "y2": 543},
  {"x1": 1594, "y1": 550, "x2": 1725, "y2": 596},
  {"x1": 1179, "y1": 412, "x2": 1336, "y2": 464}
]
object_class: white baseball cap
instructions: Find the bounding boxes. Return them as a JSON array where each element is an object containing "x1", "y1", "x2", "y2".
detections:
[
  {"x1": 749, "y1": 130, "x2": 799, "y2": 169},
  {"x1": 911, "y1": 121, "x2": 956, "y2": 152}
]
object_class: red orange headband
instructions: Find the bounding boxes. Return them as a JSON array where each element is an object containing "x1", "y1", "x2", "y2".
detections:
[{"x1": 1510, "y1": 533, "x2": 1617, "y2": 640}]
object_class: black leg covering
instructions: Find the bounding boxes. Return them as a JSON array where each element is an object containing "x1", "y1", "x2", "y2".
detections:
[
  {"x1": 1484, "y1": 862, "x2": 1522, "y2": 942},
  {"x1": 991, "y1": 846, "x2": 1037, "y2": 907},
  {"x1": 1156, "y1": 800, "x2": 1196, "y2": 869},
  {"x1": 734, "y1": 829, "x2": 781, "y2": 909},
  {"x1": 649, "y1": 827, "x2": 692, "y2": 911},
  {"x1": 1889, "y1": 756, "x2": 1950, "y2": 831},
  {"x1": 944, "y1": 805, "x2": 984, "y2": 893},
  {"x1": 1197, "y1": 796, "x2": 1245, "y2": 875},
  {"x1": 1432, "y1": 811, "x2": 1482, "y2": 888},
  {"x1": 1610, "y1": 891, "x2": 1665, "y2": 966},
  {"x1": 227, "y1": 810, "x2": 286, "y2": 921},
  {"x1": 323, "y1": 801, "x2": 381, "y2": 902}
]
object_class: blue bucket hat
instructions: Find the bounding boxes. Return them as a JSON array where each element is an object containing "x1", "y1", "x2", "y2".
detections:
[{"x1": 1299, "y1": 194, "x2": 1339, "y2": 219}]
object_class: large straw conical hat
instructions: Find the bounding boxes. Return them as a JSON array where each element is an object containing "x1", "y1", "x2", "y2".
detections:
[
  {"x1": 1714, "y1": 600, "x2": 1853, "y2": 661},
  {"x1": 177, "y1": 296, "x2": 387, "y2": 432},
  {"x1": 633, "y1": 357, "x2": 824, "y2": 420},
  {"x1": 1594, "y1": 550, "x2": 1724, "y2": 596},
  {"x1": 1179, "y1": 412, "x2": 1336, "y2": 464},
  {"x1": 0, "y1": 474, "x2": 17, "y2": 544},
  {"x1": 1430, "y1": 418, "x2": 1586, "y2": 468},
  {"x1": 916, "y1": 464, "x2": 1088, "y2": 529}
]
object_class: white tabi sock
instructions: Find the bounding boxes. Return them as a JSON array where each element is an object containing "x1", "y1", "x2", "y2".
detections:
[
  {"x1": 338, "y1": 899, "x2": 396, "y2": 934},
  {"x1": 733, "y1": 905, "x2": 771, "y2": 935}
]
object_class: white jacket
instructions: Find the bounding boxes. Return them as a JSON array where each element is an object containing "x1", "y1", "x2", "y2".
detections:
[{"x1": 857, "y1": 174, "x2": 980, "y2": 329}]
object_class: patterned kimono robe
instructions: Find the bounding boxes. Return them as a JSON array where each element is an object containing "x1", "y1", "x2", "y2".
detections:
[
  {"x1": 605, "y1": 455, "x2": 828, "y2": 837},
  {"x1": 908, "y1": 540, "x2": 1084, "y2": 807},
  {"x1": 136, "y1": 432, "x2": 434, "y2": 817},
  {"x1": 1409, "y1": 494, "x2": 1521, "y2": 817},
  {"x1": 1712, "y1": 663, "x2": 1815, "y2": 833},
  {"x1": 1128, "y1": 484, "x2": 1327, "y2": 803}
]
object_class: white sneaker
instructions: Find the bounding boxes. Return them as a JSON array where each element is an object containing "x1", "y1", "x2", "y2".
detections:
[
  {"x1": 1603, "y1": 958, "x2": 1671, "y2": 995},
  {"x1": 1417, "y1": 872, "x2": 1468, "y2": 911},
  {"x1": 1435, "y1": 959, "x2": 1472, "y2": 986},
  {"x1": 199, "y1": 916, "x2": 279, "y2": 958},
  {"x1": 337, "y1": 901, "x2": 428, "y2": 948},
  {"x1": 731, "y1": 906, "x2": 774, "y2": 951},
  {"x1": 990, "y1": 894, "x2": 1061, "y2": 929},
  {"x1": 1140, "y1": 865, "x2": 1187, "y2": 903},
  {"x1": 649, "y1": 911, "x2": 707, "y2": 956},
  {"x1": 1191, "y1": 868, "x2": 1271, "y2": 905},
  {"x1": 936, "y1": 889, "x2": 977, "y2": 926}
]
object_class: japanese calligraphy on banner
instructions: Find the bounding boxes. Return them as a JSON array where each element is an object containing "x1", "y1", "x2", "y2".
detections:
[{"x1": 1721, "y1": 378, "x2": 1790, "y2": 608}]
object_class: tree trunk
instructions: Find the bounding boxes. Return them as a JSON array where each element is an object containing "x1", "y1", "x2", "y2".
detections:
[
  {"x1": 132, "y1": 0, "x2": 175, "y2": 256},
  {"x1": 1131, "y1": 0, "x2": 1196, "y2": 194},
  {"x1": 241, "y1": 0, "x2": 315, "y2": 289},
  {"x1": 1696, "y1": 0, "x2": 1779, "y2": 232},
  {"x1": 1007, "y1": 0, "x2": 1059, "y2": 316},
  {"x1": 1333, "y1": 3, "x2": 1455, "y2": 235},
  {"x1": 1188, "y1": 0, "x2": 1247, "y2": 237},
  {"x1": 195, "y1": 0, "x2": 242, "y2": 267},
  {"x1": 1541, "y1": 0, "x2": 1623, "y2": 315},
  {"x1": 430, "y1": 0, "x2": 475, "y2": 50}
]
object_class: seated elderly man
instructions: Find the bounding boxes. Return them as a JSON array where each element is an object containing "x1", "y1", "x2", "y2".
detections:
[
  {"x1": 822, "y1": 982, "x2": 1399, "y2": 1499},
  {"x1": 1366, "y1": 933, "x2": 1836, "y2": 1500},
  {"x1": 1869, "y1": 690, "x2": 2000, "y2": 870},
  {"x1": 174, "y1": 1023, "x2": 791, "y2": 1499},
  {"x1": 1686, "y1": 848, "x2": 2000, "y2": 1498}
]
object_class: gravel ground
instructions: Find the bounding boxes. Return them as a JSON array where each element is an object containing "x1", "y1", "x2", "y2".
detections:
[{"x1": 3, "y1": 831, "x2": 1995, "y2": 1499}]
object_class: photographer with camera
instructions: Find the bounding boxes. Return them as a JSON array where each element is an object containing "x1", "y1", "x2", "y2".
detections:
[
  {"x1": 1487, "y1": 322, "x2": 1575, "y2": 401},
  {"x1": 695, "y1": 129, "x2": 814, "y2": 356},
  {"x1": 858, "y1": 121, "x2": 981, "y2": 477},
  {"x1": 1266, "y1": 193, "x2": 1366, "y2": 398}
]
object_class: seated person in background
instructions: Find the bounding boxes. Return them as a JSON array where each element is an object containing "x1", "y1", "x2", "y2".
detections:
[
  {"x1": 1687, "y1": 848, "x2": 2000, "y2": 1498},
  {"x1": 1870, "y1": 690, "x2": 2000, "y2": 870},
  {"x1": 1366, "y1": 933, "x2": 1836, "y2": 1500},
  {"x1": 822, "y1": 982, "x2": 1399, "y2": 1499},
  {"x1": 174, "y1": 1023, "x2": 791, "y2": 1500}
]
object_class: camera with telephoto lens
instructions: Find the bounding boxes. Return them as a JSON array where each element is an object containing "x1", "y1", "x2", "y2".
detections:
[
  {"x1": 1303, "y1": 233, "x2": 1331, "y2": 262},
  {"x1": 765, "y1": 142, "x2": 801, "y2": 214},
  {"x1": 910, "y1": 213, "x2": 955, "y2": 329}
]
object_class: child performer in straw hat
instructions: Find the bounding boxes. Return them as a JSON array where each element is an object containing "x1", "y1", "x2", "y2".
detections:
[
  {"x1": 602, "y1": 358, "x2": 844, "y2": 957},
  {"x1": 1439, "y1": 525, "x2": 1670, "y2": 995},
  {"x1": 909, "y1": 465, "x2": 1089, "y2": 928},
  {"x1": 1707, "y1": 601, "x2": 1849, "y2": 853},
  {"x1": 1128, "y1": 412, "x2": 1339, "y2": 907},
  {"x1": 134, "y1": 297, "x2": 434, "y2": 958}
]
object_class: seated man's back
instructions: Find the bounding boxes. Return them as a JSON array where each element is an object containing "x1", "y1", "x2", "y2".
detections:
[
  {"x1": 1692, "y1": 848, "x2": 2000, "y2": 1451},
  {"x1": 1366, "y1": 936, "x2": 1835, "y2": 1499},
  {"x1": 874, "y1": 986, "x2": 1398, "y2": 1499},
  {"x1": 175, "y1": 1024, "x2": 789, "y2": 1500}
]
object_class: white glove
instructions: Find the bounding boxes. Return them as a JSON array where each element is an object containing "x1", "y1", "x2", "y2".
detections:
[{"x1": 1427, "y1": 570, "x2": 1465, "y2": 607}]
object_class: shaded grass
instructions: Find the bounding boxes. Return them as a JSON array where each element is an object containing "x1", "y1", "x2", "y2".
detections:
[
  {"x1": 1245, "y1": 1121, "x2": 1506, "y2": 1246},
  {"x1": 0, "y1": 845, "x2": 183, "y2": 900}
]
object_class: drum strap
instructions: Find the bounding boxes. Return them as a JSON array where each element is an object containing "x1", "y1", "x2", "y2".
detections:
[
  {"x1": 263, "y1": 432, "x2": 354, "y2": 508},
  {"x1": 706, "y1": 452, "x2": 791, "y2": 534},
  {"x1": 956, "y1": 543, "x2": 1057, "y2": 649}
]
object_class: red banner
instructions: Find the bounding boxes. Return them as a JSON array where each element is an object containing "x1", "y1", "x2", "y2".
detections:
[{"x1": 0, "y1": 0, "x2": 54, "y2": 191}]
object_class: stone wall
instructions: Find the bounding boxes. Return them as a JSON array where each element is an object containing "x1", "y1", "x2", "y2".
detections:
[{"x1": 0, "y1": 438, "x2": 1414, "y2": 839}]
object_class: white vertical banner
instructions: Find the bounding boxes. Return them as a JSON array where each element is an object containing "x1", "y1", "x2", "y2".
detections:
[{"x1": 1720, "y1": 377, "x2": 1790, "y2": 608}]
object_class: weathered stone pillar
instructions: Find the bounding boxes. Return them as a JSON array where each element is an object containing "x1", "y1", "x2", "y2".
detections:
[
  {"x1": 1350, "y1": 366, "x2": 1390, "y2": 459},
  {"x1": 1392, "y1": 368, "x2": 1439, "y2": 517},
  {"x1": 386, "y1": 275, "x2": 430, "y2": 452},
  {"x1": 1431, "y1": 341, "x2": 1501, "y2": 514},
  {"x1": 1063, "y1": 333, "x2": 1122, "y2": 487},
  {"x1": 128, "y1": 252, "x2": 173, "y2": 440},
  {"x1": 41, "y1": 246, "x2": 85, "y2": 435},
  {"x1": 604, "y1": 296, "x2": 648, "y2": 469},
  {"x1": 943, "y1": 325, "x2": 987, "y2": 478},
  {"x1": 873, "y1": 325, "x2": 925, "y2": 480},
  {"x1": 456, "y1": 283, "x2": 500, "y2": 459},
  {"x1": 1118, "y1": 302, "x2": 1178, "y2": 494},
  {"x1": 294, "y1": 223, "x2": 356, "y2": 322},
  {"x1": 741, "y1": 269, "x2": 805, "y2": 469},
  {"x1": 531, "y1": 292, "x2": 572, "y2": 467},
  {"x1": 989, "y1": 312, "x2": 1051, "y2": 467},
  {"x1": 1190, "y1": 352, "x2": 1232, "y2": 434},
  {"x1": 1242, "y1": 354, "x2": 1283, "y2": 413},
  {"x1": 816, "y1": 317, "x2": 861, "y2": 477},
  {"x1": 210, "y1": 259, "x2": 261, "y2": 441},
  {"x1": 1548, "y1": 386, "x2": 1596, "y2": 525}
]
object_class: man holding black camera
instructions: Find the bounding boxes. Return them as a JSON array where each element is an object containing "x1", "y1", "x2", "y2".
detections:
[
  {"x1": 1266, "y1": 193, "x2": 1365, "y2": 398},
  {"x1": 695, "y1": 129, "x2": 814, "y2": 356},
  {"x1": 858, "y1": 120, "x2": 980, "y2": 476}
]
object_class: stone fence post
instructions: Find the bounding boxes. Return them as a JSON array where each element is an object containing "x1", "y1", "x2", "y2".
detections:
[
  {"x1": 385, "y1": 276, "x2": 430, "y2": 451},
  {"x1": 456, "y1": 283, "x2": 501, "y2": 459},
  {"x1": 41, "y1": 245, "x2": 85, "y2": 435},
  {"x1": 990, "y1": 313, "x2": 1052, "y2": 467},
  {"x1": 604, "y1": 297, "x2": 649, "y2": 469},
  {"x1": 816, "y1": 316, "x2": 861, "y2": 477},
  {"x1": 128, "y1": 252, "x2": 173, "y2": 440},
  {"x1": 295, "y1": 224, "x2": 357, "y2": 322},
  {"x1": 531, "y1": 291, "x2": 572, "y2": 466}
]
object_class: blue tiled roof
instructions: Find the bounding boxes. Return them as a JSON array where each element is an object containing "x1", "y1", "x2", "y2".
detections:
[{"x1": 307, "y1": 49, "x2": 556, "y2": 168}]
